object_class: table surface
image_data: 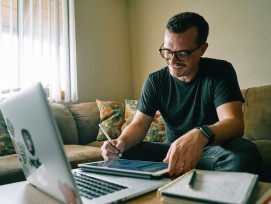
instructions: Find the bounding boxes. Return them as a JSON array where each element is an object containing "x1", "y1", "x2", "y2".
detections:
[{"x1": 0, "y1": 180, "x2": 270, "y2": 204}]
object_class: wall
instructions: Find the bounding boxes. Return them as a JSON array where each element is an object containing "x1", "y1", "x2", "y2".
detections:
[
  {"x1": 74, "y1": 0, "x2": 271, "y2": 101},
  {"x1": 128, "y1": 0, "x2": 271, "y2": 98},
  {"x1": 74, "y1": 0, "x2": 133, "y2": 102}
]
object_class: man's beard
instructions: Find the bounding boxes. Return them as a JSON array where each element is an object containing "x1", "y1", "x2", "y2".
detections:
[{"x1": 167, "y1": 60, "x2": 188, "y2": 78}]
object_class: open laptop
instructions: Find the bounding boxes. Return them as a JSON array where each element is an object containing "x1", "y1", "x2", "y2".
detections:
[{"x1": 0, "y1": 82, "x2": 170, "y2": 204}]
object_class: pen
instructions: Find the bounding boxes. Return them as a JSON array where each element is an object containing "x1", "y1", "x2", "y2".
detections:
[
  {"x1": 188, "y1": 170, "x2": 197, "y2": 189},
  {"x1": 99, "y1": 124, "x2": 122, "y2": 157}
]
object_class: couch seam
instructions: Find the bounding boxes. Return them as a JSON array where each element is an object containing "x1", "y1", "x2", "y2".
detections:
[{"x1": 243, "y1": 88, "x2": 250, "y2": 113}]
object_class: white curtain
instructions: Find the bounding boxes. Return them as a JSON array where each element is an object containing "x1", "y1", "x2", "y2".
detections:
[{"x1": 0, "y1": 0, "x2": 77, "y2": 102}]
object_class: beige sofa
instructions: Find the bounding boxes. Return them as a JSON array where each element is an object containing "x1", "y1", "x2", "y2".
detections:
[{"x1": 0, "y1": 84, "x2": 271, "y2": 185}]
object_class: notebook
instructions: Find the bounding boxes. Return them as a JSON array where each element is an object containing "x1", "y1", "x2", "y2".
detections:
[
  {"x1": 0, "y1": 82, "x2": 170, "y2": 204},
  {"x1": 157, "y1": 169, "x2": 259, "y2": 204}
]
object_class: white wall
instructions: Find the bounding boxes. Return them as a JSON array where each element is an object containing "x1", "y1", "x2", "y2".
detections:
[
  {"x1": 74, "y1": 0, "x2": 133, "y2": 102},
  {"x1": 74, "y1": 0, "x2": 271, "y2": 101},
  {"x1": 128, "y1": 0, "x2": 271, "y2": 98}
]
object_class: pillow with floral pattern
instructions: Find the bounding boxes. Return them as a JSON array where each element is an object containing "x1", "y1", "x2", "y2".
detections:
[
  {"x1": 96, "y1": 99, "x2": 125, "y2": 141},
  {"x1": 121, "y1": 99, "x2": 166, "y2": 142},
  {"x1": 0, "y1": 111, "x2": 16, "y2": 156}
]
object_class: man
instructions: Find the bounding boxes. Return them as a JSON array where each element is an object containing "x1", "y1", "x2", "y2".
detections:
[{"x1": 101, "y1": 12, "x2": 261, "y2": 176}]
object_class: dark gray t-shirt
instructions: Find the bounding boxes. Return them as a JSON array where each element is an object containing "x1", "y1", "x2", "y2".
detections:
[{"x1": 137, "y1": 58, "x2": 244, "y2": 144}]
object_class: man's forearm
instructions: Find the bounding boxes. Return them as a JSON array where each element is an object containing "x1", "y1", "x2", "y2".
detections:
[
  {"x1": 117, "y1": 122, "x2": 149, "y2": 151},
  {"x1": 209, "y1": 118, "x2": 244, "y2": 145}
]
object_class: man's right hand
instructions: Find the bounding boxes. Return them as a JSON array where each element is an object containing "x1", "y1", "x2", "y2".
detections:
[{"x1": 101, "y1": 139, "x2": 125, "y2": 161}]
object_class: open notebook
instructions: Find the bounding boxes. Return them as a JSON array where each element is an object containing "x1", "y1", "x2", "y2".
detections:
[{"x1": 157, "y1": 169, "x2": 259, "y2": 204}]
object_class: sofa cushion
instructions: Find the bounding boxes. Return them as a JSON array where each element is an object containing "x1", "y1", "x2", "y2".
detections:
[
  {"x1": 64, "y1": 145, "x2": 103, "y2": 168},
  {"x1": 121, "y1": 99, "x2": 166, "y2": 142},
  {"x1": 0, "y1": 154, "x2": 25, "y2": 185},
  {"x1": 69, "y1": 102, "x2": 100, "y2": 144},
  {"x1": 0, "y1": 145, "x2": 104, "y2": 185},
  {"x1": 87, "y1": 141, "x2": 104, "y2": 148},
  {"x1": 96, "y1": 99, "x2": 125, "y2": 141},
  {"x1": 241, "y1": 85, "x2": 271, "y2": 141},
  {"x1": 252, "y1": 140, "x2": 271, "y2": 182},
  {"x1": 50, "y1": 103, "x2": 78, "y2": 144}
]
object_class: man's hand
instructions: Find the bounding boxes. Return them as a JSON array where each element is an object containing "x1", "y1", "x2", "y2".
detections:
[
  {"x1": 163, "y1": 128, "x2": 208, "y2": 176},
  {"x1": 101, "y1": 139, "x2": 125, "y2": 161}
]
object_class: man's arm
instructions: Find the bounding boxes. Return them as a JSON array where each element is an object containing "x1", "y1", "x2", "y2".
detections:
[
  {"x1": 101, "y1": 110, "x2": 153, "y2": 161},
  {"x1": 207, "y1": 101, "x2": 244, "y2": 145},
  {"x1": 164, "y1": 101, "x2": 244, "y2": 176},
  {"x1": 118, "y1": 110, "x2": 154, "y2": 150}
]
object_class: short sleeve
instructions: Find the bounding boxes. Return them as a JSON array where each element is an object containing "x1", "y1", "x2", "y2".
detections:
[
  {"x1": 137, "y1": 76, "x2": 159, "y2": 117},
  {"x1": 213, "y1": 62, "x2": 244, "y2": 108}
]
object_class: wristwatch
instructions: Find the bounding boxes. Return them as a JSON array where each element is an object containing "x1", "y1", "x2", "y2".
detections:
[{"x1": 197, "y1": 125, "x2": 215, "y2": 146}]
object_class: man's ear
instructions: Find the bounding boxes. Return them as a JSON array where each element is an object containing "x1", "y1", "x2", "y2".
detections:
[{"x1": 200, "y1": 43, "x2": 208, "y2": 56}]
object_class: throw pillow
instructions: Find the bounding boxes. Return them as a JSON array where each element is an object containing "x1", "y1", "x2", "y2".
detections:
[
  {"x1": 122, "y1": 99, "x2": 166, "y2": 142},
  {"x1": 96, "y1": 99, "x2": 125, "y2": 141}
]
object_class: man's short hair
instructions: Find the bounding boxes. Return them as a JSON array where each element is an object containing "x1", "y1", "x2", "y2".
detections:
[{"x1": 166, "y1": 12, "x2": 209, "y2": 46}]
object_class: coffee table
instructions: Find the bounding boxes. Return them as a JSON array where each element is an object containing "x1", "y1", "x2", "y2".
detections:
[{"x1": 0, "y1": 180, "x2": 270, "y2": 203}]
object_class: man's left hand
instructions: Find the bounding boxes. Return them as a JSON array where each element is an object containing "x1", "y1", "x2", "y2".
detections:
[{"x1": 163, "y1": 128, "x2": 208, "y2": 176}]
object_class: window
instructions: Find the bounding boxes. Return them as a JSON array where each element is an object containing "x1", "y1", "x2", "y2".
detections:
[{"x1": 0, "y1": 0, "x2": 77, "y2": 102}]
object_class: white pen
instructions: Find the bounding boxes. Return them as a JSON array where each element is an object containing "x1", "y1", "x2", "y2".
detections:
[{"x1": 99, "y1": 124, "x2": 122, "y2": 157}]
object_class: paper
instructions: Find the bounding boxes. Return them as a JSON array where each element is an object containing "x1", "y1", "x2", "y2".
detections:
[{"x1": 159, "y1": 170, "x2": 259, "y2": 204}]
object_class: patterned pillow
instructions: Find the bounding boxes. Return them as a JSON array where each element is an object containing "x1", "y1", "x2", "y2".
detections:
[
  {"x1": 122, "y1": 99, "x2": 166, "y2": 142},
  {"x1": 0, "y1": 111, "x2": 16, "y2": 156},
  {"x1": 96, "y1": 99, "x2": 125, "y2": 141}
]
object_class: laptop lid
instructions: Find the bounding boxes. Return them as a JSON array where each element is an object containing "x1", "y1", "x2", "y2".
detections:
[
  {"x1": 1, "y1": 82, "x2": 82, "y2": 203},
  {"x1": 0, "y1": 82, "x2": 170, "y2": 204}
]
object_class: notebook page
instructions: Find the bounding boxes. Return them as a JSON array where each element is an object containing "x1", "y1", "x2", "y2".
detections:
[{"x1": 162, "y1": 170, "x2": 258, "y2": 204}]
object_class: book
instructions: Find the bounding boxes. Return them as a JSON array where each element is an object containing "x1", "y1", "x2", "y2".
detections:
[
  {"x1": 157, "y1": 169, "x2": 259, "y2": 204},
  {"x1": 255, "y1": 186, "x2": 271, "y2": 204}
]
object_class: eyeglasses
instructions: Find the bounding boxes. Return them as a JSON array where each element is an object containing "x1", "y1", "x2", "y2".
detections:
[{"x1": 159, "y1": 43, "x2": 200, "y2": 61}]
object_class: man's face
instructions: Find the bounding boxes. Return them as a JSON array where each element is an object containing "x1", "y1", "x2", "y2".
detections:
[{"x1": 163, "y1": 27, "x2": 207, "y2": 82}]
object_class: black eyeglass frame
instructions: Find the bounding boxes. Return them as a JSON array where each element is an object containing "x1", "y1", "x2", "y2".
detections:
[{"x1": 159, "y1": 43, "x2": 201, "y2": 61}]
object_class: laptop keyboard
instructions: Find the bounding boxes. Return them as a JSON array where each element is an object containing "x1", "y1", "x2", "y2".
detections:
[{"x1": 73, "y1": 172, "x2": 128, "y2": 200}]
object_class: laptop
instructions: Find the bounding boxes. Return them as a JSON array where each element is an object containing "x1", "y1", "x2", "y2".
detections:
[{"x1": 0, "y1": 82, "x2": 170, "y2": 204}]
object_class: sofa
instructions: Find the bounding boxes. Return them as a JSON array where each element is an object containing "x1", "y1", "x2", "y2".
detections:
[{"x1": 0, "y1": 84, "x2": 270, "y2": 185}]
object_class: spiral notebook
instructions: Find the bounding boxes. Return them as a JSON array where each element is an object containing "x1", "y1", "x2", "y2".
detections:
[{"x1": 157, "y1": 169, "x2": 259, "y2": 204}]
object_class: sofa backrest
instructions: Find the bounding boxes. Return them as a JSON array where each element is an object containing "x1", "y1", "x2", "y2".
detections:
[
  {"x1": 50, "y1": 102, "x2": 100, "y2": 145},
  {"x1": 241, "y1": 84, "x2": 271, "y2": 141},
  {"x1": 50, "y1": 103, "x2": 79, "y2": 144},
  {"x1": 68, "y1": 102, "x2": 100, "y2": 145},
  {"x1": 54, "y1": 84, "x2": 271, "y2": 145},
  {"x1": 2, "y1": 84, "x2": 270, "y2": 155}
]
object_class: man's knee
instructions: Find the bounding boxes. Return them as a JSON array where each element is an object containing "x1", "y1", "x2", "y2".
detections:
[{"x1": 220, "y1": 138, "x2": 262, "y2": 174}]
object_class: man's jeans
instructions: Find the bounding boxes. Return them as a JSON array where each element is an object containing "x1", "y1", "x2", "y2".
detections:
[{"x1": 122, "y1": 137, "x2": 262, "y2": 174}]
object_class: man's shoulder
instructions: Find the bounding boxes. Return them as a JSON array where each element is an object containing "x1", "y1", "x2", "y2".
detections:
[
  {"x1": 200, "y1": 57, "x2": 235, "y2": 75},
  {"x1": 148, "y1": 66, "x2": 169, "y2": 79},
  {"x1": 150, "y1": 66, "x2": 168, "y2": 74},
  {"x1": 201, "y1": 57, "x2": 232, "y2": 67}
]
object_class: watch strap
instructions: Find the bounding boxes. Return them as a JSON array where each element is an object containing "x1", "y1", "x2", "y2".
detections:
[{"x1": 197, "y1": 125, "x2": 215, "y2": 146}]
